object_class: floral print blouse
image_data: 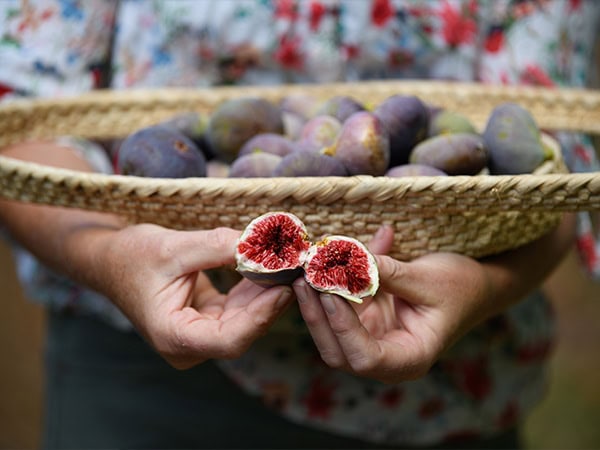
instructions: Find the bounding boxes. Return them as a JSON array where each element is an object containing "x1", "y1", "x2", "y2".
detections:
[{"x1": 1, "y1": 0, "x2": 599, "y2": 446}]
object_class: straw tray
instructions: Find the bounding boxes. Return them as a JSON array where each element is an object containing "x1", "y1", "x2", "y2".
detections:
[{"x1": 1, "y1": 80, "x2": 600, "y2": 261}]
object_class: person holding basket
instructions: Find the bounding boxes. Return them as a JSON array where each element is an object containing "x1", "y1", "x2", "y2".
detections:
[{"x1": 1, "y1": 1, "x2": 598, "y2": 448}]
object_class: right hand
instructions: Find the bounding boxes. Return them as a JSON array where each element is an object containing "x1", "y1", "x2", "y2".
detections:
[{"x1": 93, "y1": 224, "x2": 294, "y2": 369}]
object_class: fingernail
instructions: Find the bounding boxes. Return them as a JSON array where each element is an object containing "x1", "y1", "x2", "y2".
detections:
[
  {"x1": 374, "y1": 225, "x2": 387, "y2": 240},
  {"x1": 293, "y1": 279, "x2": 307, "y2": 304},
  {"x1": 276, "y1": 287, "x2": 293, "y2": 308},
  {"x1": 320, "y1": 294, "x2": 337, "y2": 315}
]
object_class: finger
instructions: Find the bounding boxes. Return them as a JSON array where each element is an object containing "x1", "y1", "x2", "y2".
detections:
[
  {"x1": 374, "y1": 254, "x2": 435, "y2": 307},
  {"x1": 367, "y1": 224, "x2": 395, "y2": 255},
  {"x1": 321, "y1": 294, "x2": 427, "y2": 381},
  {"x1": 318, "y1": 293, "x2": 384, "y2": 374},
  {"x1": 222, "y1": 279, "x2": 275, "y2": 312},
  {"x1": 164, "y1": 227, "x2": 242, "y2": 274},
  {"x1": 175, "y1": 286, "x2": 294, "y2": 360},
  {"x1": 293, "y1": 279, "x2": 347, "y2": 369}
]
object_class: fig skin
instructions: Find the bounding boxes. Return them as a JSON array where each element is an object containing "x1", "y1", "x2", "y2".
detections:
[
  {"x1": 324, "y1": 111, "x2": 390, "y2": 176},
  {"x1": 282, "y1": 111, "x2": 308, "y2": 140},
  {"x1": 159, "y1": 111, "x2": 215, "y2": 160},
  {"x1": 116, "y1": 125, "x2": 207, "y2": 178},
  {"x1": 374, "y1": 95, "x2": 430, "y2": 167},
  {"x1": 273, "y1": 151, "x2": 348, "y2": 177},
  {"x1": 206, "y1": 160, "x2": 231, "y2": 177},
  {"x1": 428, "y1": 110, "x2": 476, "y2": 137},
  {"x1": 235, "y1": 212, "x2": 311, "y2": 288},
  {"x1": 482, "y1": 102, "x2": 550, "y2": 174},
  {"x1": 409, "y1": 133, "x2": 488, "y2": 176},
  {"x1": 316, "y1": 95, "x2": 367, "y2": 122},
  {"x1": 238, "y1": 133, "x2": 296, "y2": 158},
  {"x1": 303, "y1": 235, "x2": 379, "y2": 304},
  {"x1": 228, "y1": 152, "x2": 282, "y2": 178},
  {"x1": 297, "y1": 115, "x2": 342, "y2": 153},
  {"x1": 280, "y1": 94, "x2": 321, "y2": 120},
  {"x1": 386, "y1": 164, "x2": 448, "y2": 177},
  {"x1": 207, "y1": 97, "x2": 284, "y2": 163}
]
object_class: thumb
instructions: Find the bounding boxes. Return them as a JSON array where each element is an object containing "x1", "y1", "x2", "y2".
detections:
[
  {"x1": 375, "y1": 254, "x2": 433, "y2": 306},
  {"x1": 165, "y1": 227, "x2": 242, "y2": 274},
  {"x1": 368, "y1": 224, "x2": 395, "y2": 255}
]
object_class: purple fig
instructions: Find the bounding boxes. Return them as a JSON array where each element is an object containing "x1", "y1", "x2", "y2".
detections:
[
  {"x1": 116, "y1": 125, "x2": 206, "y2": 178},
  {"x1": 282, "y1": 111, "x2": 307, "y2": 140},
  {"x1": 207, "y1": 97, "x2": 284, "y2": 163},
  {"x1": 228, "y1": 152, "x2": 282, "y2": 178},
  {"x1": 374, "y1": 95, "x2": 429, "y2": 167},
  {"x1": 428, "y1": 110, "x2": 477, "y2": 137},
  {"x1": 238, "y1": 133, "x2": 296, "y2": 158},
  {"x1": 386, "y1": 164, "x2": 448, "y2": 177},
  {"x1": 206, "y1": 160, "x2": 230, "y2": 177},
  {"x1": 159, "y1": 111, "x2": 215, "y2": 160},
  {"x1": 482, "y1": 103, "x2": 551, "y2": 174},
  {"x1": 317, "y1": 95, "x2": 366, "y2": 122},
  {"x1": 409, "y1": 133, "x2": 488, "y2": 175},
  {"x1": 273, "y1": 151, "x2": 348, "y2": 177},
  {"x1": 280, "y1": 94, "x2": 321, "y2": 119},
  {"x1": 297, "y1": 115, "x2": 342, "y2": 153},
  {"x1": 323, "y1": 111, "x2": 390, "y2": 176}
]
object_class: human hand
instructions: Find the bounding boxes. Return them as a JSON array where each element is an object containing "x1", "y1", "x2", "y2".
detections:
[
  {"x1": 94, "y1": 224, "x2": 294, "y2": 369},
  {"x1": 294, "y1": 244, "x2": 489, "y2": 383},
  {"x1": 294, "y1": 217, "x2": 573, "y2": 384}
]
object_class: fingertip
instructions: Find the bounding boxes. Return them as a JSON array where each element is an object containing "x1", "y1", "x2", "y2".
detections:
[
  {"x1": 368, "y1": 224, "x2": 395, "y2": 255},
  {"x1": 320, "y1": 293, "x2": 337, "y2": 315},
  {"x1": 275, "y1": 286, "x2": 294, "y2": 309}
]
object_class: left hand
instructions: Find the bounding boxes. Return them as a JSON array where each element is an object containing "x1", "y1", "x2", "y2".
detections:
[{"x1": 293, "y1": 226, "x2": 497, "y2": 384}]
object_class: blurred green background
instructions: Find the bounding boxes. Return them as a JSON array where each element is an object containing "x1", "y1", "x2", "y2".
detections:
[
  {"x1": 524, "y1": 248, "x2": 600, "y2": 449},
  {"x1": 1, "y1": 242, "x2": 599, "y2": 449}
]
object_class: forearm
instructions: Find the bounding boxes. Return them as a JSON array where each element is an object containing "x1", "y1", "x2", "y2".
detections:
[
  {"x1": 479, "y1": 212, "x2": 577, "y2": 319},
  {"x1": 0, "y1": 141, "x2": 123, "y2": 291}
]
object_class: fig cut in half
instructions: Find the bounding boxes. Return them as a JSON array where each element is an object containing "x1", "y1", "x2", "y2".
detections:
[
  {"x1": 303, "y1": 235, "x2": 379, "y2": 304},
  {"x1": 235, "y1": 212, "x2": 311, "y2": 287},
  {"x1": 235, "y1": 212, "x2": 380, "y2": 303}
]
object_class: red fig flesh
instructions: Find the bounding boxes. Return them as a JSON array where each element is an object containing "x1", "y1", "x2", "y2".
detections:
[
  {"x1": 235, "y1": 213, "x2": 380, "y2": 303},
  {"x1": 235, "y1": 212, "x2": 311, "y2": 287},
  {"x1": 303, "y1": 235, "x2": 379, "y2": 304}
]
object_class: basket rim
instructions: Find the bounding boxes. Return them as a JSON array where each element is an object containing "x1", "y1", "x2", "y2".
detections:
[
  {"x1": 1, "y1": 80, "x2": 599, "y2": 142},
  {"x1": 1, "y1": 81, "x2": 600, "y2": 216}
]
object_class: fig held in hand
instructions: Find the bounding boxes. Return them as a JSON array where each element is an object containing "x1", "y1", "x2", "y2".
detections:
[
  {"x1": 235, "y1": 212, "x2": 380, "y2": 303},
  {"x1": 235, "y1": 212, "x2": 311, "y2": 287},
  {"x1": 303, "y1": 235, "x2": 379, "y2": 304}
]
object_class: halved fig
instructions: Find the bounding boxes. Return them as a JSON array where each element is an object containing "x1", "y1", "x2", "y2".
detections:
[
  {"x1": 303, "y1": 235, "x2": 379, "y2": 304},
  {"x1": 235, "y1": 212, "x2": 311, "y2": 287}
]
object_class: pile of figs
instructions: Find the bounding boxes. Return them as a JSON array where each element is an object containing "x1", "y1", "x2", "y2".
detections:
[{"x1": 114, "y1": 93, "x2": 553, "y2": 179}]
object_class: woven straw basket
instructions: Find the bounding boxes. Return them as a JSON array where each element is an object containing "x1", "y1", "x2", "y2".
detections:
[{"x1": 1, "y1": 80, "x2": 600, "y2": 261}]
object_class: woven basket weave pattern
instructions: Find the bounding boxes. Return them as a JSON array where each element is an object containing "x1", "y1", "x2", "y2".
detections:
[{"x1": 1, "y1": 81, "x2": 599, "y2": 260}]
